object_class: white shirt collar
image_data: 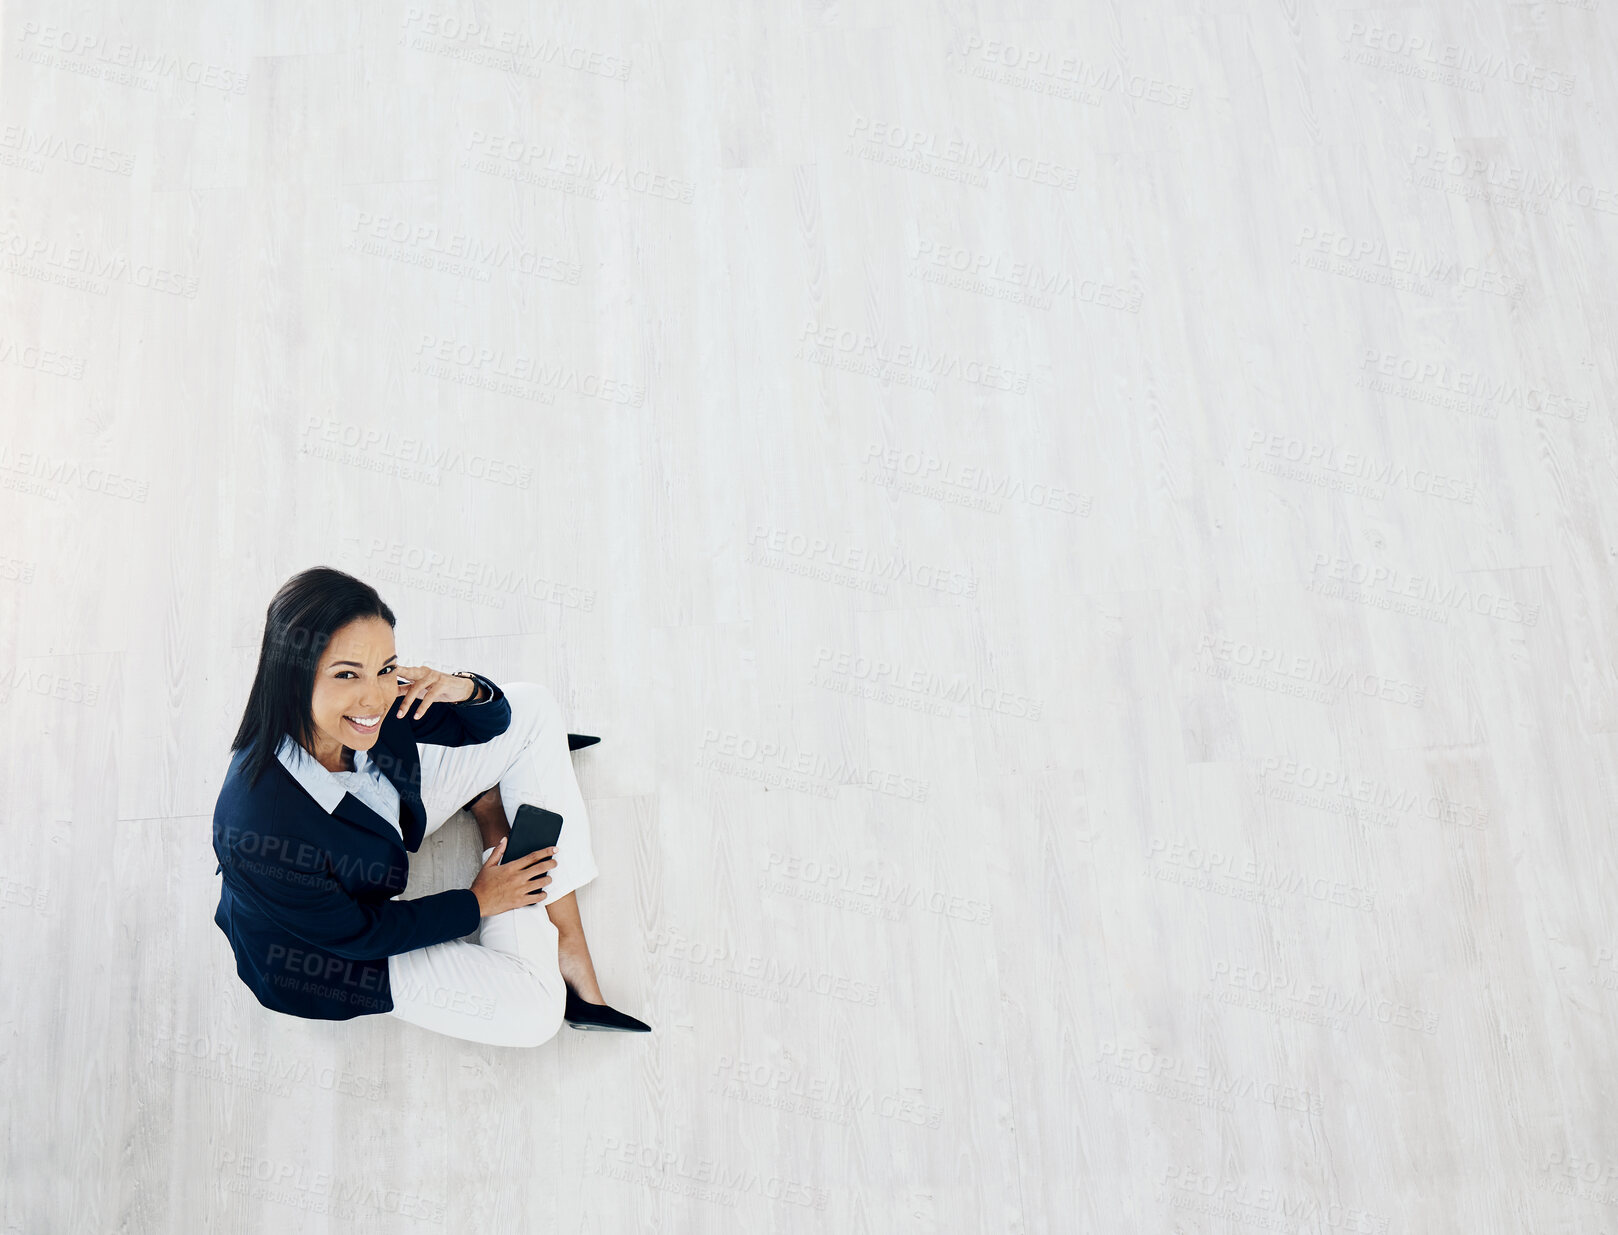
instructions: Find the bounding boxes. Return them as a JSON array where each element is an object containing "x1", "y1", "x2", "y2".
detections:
[{"x1": 276, "y1": 734, "x2": 379, "y2": 814}]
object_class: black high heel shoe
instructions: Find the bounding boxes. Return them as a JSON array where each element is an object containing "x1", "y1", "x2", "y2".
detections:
[{"x1": 563, "y1": 981, "x2": 650, "y2": 1032}]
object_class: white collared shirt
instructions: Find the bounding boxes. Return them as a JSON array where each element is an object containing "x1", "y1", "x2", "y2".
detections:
[{"x1": 276, "y1": 734, "x2": 403, "y2": 838}]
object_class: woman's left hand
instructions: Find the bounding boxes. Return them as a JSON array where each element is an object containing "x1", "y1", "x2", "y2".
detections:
[{"x1": 393, "y1": 665, "x2": 475, "y2": 719}]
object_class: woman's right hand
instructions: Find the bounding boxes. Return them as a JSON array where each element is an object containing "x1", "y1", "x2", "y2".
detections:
[{"x1": 470, "y1": 839, "x2": 557, "y2": 917}]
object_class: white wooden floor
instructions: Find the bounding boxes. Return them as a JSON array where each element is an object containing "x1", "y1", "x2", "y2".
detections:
[{"x1": 3, "y1": 3, "x2": 1616, "y2": 1232}]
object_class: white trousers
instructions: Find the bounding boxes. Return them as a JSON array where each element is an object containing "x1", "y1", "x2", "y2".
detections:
[{"x1": 385, "y1": 680, "x2": 599, "y2": 1047}]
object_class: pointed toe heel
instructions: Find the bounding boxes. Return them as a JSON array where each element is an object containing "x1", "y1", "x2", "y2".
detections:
[
  {"x1": 567, "y1": 733, "x2": 601, "y2": 752},
  {"x1": 563, "y1": 983, "x2": 650, "y2": 1032}
]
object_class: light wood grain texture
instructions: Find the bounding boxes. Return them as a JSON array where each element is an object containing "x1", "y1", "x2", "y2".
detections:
[{"x1": 2, "y1": 2, "x2": 1615, "y2": 1231}]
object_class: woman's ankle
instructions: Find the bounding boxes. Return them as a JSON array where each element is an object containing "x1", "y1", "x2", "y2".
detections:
[
  {"x1": 466, "y1": 786, "x2": 511, "y2": 850},
  {"x1": 557, "y1": 937, "x2": 603, "y2": 1000}
]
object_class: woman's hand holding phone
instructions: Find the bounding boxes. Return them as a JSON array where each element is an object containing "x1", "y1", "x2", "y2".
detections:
[{"x1": 470, "y1": 839, "x2": 557, "y2": 916}]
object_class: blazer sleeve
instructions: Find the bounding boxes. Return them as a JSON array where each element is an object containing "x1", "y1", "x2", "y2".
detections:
[
  {"x1": 220, "y1": 833, "x2": 481, "y2": 960},
  {"x1": 406, "y1": 671, "x2": 513, "y2": 747}
]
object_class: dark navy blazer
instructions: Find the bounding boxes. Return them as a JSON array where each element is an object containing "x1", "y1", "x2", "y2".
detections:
[{"x1": 212, "y1": 672, "x2": 511, "y2": 1021}]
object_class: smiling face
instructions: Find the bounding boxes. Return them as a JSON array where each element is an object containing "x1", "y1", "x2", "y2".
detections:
[{"x1": 305, "y1": 615, "x2": 399, "y2": 772}]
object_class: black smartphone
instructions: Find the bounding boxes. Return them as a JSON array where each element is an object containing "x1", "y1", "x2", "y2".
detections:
[{"x1": 502, "y1": 803, "x2": 564, "y2": 864}]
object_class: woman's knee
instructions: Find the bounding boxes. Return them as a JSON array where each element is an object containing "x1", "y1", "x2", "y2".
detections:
[
  {"x1": 512, "y1": 984, "x2": 566, "y2": 1048},
  {"x1": 502, "y1": 680, "x2": 563, "y2": 732}
]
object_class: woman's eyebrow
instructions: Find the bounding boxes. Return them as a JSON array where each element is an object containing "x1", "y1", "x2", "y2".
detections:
[{"x1": 327, "y1": 658, "x2": 399, "y2": 669}]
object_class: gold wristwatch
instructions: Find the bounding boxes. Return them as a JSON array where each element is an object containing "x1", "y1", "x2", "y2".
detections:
[{"x1": 452, "y1": 670, "x2": 489, "y2": 704}]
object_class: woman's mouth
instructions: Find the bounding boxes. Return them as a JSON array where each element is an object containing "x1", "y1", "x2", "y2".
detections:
[{"x1": 344, "y1": 713, "x2": 382, "y2": 735}]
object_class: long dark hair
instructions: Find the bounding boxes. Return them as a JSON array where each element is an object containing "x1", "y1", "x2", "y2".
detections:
[{"x1": 231, "y1": 567, "x2": 397, "y2": 788}]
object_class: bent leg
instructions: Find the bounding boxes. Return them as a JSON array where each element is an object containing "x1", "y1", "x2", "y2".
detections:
[
  {"x1": 418, "y1": 680, "x2": 599, "y2": 902},
  {"x1": 398, "y1": 680, "x2": 602, "y2": 1043},
  {"x1": 467, "y1": 783, "x2": 604, "y2": 1001},
  {"x1": 386, "y1": 879, "x2": 566, "y2": 1048}
]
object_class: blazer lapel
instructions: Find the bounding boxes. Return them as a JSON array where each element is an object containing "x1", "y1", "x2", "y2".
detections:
[
  {"x1": 371, "y1": 723, "x2": 428, "y2": 851},
  {"x1": 273, "y1": 737, "x2": 415, "y2": 853},
  {"x1": 332, "y1": 791, "x2": 408, "y2": 850}
]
